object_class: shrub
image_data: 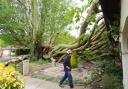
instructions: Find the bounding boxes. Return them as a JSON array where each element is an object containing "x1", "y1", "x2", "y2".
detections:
[
  {"x1": 37, "y1": 59, "x2": 49, "y2": 65},
  {"x1": 101, "y1": 74, "x2": 123, "y2": 89},
  {"x1": 102, "y1": 61, "x2": 123, "y2": 80},
  {"x1": 0, "y1": 63, "x2": 25, "y2": 89},
  {"x1": 15, "y1": 48, "x2": 30, "y2": 56}
]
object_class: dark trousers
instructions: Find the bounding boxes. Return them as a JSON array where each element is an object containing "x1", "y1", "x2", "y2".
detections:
[{"x1": 59, "y1": 70, "x2": 74, "y2": 88}]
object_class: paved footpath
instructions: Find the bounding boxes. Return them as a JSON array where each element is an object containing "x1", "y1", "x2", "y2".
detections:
[{"x1": 24, "y1": 76, "x2": 69, "y2": 89}]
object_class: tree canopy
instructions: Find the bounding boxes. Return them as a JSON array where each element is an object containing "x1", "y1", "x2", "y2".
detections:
[{"x1": 0, "y1": 0, "x2": 120, "y2": 61}]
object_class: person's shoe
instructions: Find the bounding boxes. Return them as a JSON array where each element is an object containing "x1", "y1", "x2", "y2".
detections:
[{"x1": 59, "y1": 84, "x2": 64, "y2": 88}]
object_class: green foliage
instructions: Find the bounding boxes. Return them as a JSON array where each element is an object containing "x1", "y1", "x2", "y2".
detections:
[
  {"x1": 0, "y1": 39, "x2": 7, "y2": 48},
  {"x1": 73, "y1": 8, "x2": 83, "y2": 22},
  {"x1": 85, "y1": 50, "x2": 96, "y2": 61},
  {"x1": 64, "y1": 8, "x2": 77, "y2": 23},
  {"x1": 99, "y1": 59, "x2": 123, "y2": 89},
  {"x1": 110, "y1": 21, "x2": 120, "y2": 34},
  {"x1": 0, "y1": 0, "x2": 75, "y2": 48},
  {"x1": 79, "y1": 48, "x2": 97, "y2": 62},
  {"x1": 110, "y1": 25, "x2": 119, "y2": 36},
  {"x1": 101, "y1": 61, "x2": 123, "y2": 80},
  {"x1": 79, "y1": 34, "x2": 90, "y2": 45},
  {"x1": 0, "y1": 0, "x2": 30, "y2": 47},
  {"x1": 77, "y1": 23, "x2": 122, "y2": 87},
  {"x1": 30, "y1": 59, "x2": 49, "y2": 65},
  {"x1": 40, "y1": 0, "x2": 74, "y2": 41},
  {"x1": 0, "y1": 63, "x2": 25, "y2": 89},
  {"x1": 0, "y1": 0, "x2": 77, "y2": 59},
  {"x1": 87, "y1": 13, "x2": 96, "y2": 23},
  {"x1": 36, "y1": 59, "x2": 49, "y2": 65},
  {"x1": 15, "y1": 49, "x2": 30, "y2": 56},
  {"x1": 101, "y1": 74, "x2": 123, "y2": 89},
  {"x1": 88, "y1": 0, "x2": 93, "y2": 3},
  {"x1": 53, "y1": 32, "x2": 76, "y2": 45},
  {"x1": 84, "y1": 71, "x2": 97, "y2": 85}
]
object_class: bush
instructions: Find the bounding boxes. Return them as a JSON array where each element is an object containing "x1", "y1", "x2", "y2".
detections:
[
  {"x1": 37, "y1": 59, "x2": 49, "y2": 65},
  {"x1": 0, "y1": 63, "x2": 25, "y2": 89},
  {"x1": 102, "y1": 61, "x2": 123, "y2": 80},
  {"x1": 30, "y1": 59, "x2": 49, "y2": 65},
  {"x1": 101, "y1": 74, "x2": 123, "y2": 89},
  {"x1": 15, "y1": 48, "x2": 30, "y2": 56}
]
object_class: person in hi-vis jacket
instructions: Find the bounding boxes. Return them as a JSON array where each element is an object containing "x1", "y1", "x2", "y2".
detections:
[{"x1": 59, "y1": 49, "x2": 74, "y2": 89}]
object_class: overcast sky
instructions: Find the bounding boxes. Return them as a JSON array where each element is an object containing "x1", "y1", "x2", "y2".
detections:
[
  {"x1": 68, "y1": 0, "x2": 88, "y2": 38},
  {"x1": 68, "y1": 0, "x2": 103, "y2": 38}
]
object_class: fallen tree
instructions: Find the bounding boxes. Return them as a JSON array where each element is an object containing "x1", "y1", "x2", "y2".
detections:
[{"x1": 43, "y1": 0, "x2": 107, "y2": 61}]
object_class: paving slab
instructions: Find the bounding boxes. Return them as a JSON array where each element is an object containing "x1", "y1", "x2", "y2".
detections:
[{"x1": 24, "y1": 76, "x2": 70, "y2": 89}]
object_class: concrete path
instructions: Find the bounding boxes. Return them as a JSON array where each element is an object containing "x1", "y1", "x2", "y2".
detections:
[
  {"x1": 24, "y1": 76, "x2": 69, "y2": 89},
  {"x1": 0, "y1": 57, "x2": 11, "y2": 62}
]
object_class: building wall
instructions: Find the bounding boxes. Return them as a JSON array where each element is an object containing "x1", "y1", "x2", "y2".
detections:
[
  {"x1": 120, "y1": 0, "x2": 128, "y2": 32},
  {"x1": 120, "y1": 0, "x2": 128, "y2": 89}
]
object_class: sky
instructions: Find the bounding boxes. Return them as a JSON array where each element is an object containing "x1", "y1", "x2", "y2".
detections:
[
  {"x1": 67, "y1": 0, "x2": 88, "y2": 38},
  {"x1": 68, "y1": 0, "x2": 103, "y2": 38}
]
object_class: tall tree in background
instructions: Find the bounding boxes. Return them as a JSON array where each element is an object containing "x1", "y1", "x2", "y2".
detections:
[{"x1": 0, "y1": 0, "x2": 75, "y2": 59}]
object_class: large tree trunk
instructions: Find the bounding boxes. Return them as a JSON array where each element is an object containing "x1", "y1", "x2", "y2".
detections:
[{"x1": 31, "y1": 0, "x2": 41, "y2": 60}]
